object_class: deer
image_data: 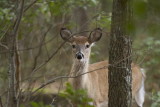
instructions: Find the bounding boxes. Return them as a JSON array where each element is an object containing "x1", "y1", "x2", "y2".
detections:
[{"x1": 60, "y1": 28, "x2": 145, "y2": 107}]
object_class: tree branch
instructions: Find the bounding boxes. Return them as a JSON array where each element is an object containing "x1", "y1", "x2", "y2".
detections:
[
  {"x1": 7, "y1": 0, "x2": 24, "y2": 107},
  {"x1": 24, "y1": 0, "x2": 38, "y2": 12},
  {"x1": 32, "y1": 65, "x2": 108, "y2": 94}
]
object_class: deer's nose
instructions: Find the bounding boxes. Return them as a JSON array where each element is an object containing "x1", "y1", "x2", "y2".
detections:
[{"x1": 76, "y1": 52, "x2": 84, "y2": 60}]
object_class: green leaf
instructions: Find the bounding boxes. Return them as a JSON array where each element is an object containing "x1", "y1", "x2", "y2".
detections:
[{"x1": 31, "y1": 102, "x2": 39, "y2": 107}]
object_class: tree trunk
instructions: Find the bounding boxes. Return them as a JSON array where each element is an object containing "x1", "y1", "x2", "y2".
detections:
[
  {"x1": 7, "y1": 0, "x2": 24, "y2": 107},
  {"x1": 108, "y1": 0, "x2": 133, "y2": 107}
]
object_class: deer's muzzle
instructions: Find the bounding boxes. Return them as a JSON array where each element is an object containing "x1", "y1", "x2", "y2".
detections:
[{"x1": 76, "y1": 52, "x2": 84, "y2": 60}]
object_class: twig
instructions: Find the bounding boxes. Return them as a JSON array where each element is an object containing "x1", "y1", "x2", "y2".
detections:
[
  {"x1": 0, "y1": 24, "x2": 12, "y2": 41},
  {"x1": 0, "y1": 42, "x2": 9, "y2": 50},
  {"x1": 31, "y1": 25, "x2": 52, "y2": 71},
  {"x1": 32, "y1": 65, "x2": 108, "y2": 94},
  {"x1": 24, "y1": 0, "x2": 38, "y2": 12},
  {"x1": 0, "y1": 23, "x2": 63, "y2": 54},
  {"x1": 25, "y1": 25, "x2": 53, "y2": 100},
  {"x1": 31, "y1": 41, "x2": 66, "y2": 73}
]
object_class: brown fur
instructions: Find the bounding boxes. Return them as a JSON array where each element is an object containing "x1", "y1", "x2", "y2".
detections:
[{"x1": 72, "y1": 36, "x2": 88, "y2": 44}]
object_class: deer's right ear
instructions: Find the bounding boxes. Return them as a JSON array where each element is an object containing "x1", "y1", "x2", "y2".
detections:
[{"x1": 60, "y1": 28, "x2": 73, "y2": 42}]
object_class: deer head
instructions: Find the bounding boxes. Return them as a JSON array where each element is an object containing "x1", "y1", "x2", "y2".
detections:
[{"x1": 60, "y1": 28, "x2": 102, "y2": 61}]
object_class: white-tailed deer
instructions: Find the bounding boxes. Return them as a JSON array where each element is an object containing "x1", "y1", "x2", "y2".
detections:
[{"x1": 60, "y1": 28, "x2": 145, "y2": 107}]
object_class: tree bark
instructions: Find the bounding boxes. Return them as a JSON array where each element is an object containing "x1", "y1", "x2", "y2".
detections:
[
  {"x1": 7, "y1": 0, "x2": 24, "y2": 107},
  {"x1": 108, "y1": 0, "x2": 133, "y2": 107}
]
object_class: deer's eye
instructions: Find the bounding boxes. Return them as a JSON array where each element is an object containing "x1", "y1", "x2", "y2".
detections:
[
  {"x1": 72, "y1": 45, "x2": 76, "y2": 48},
  {"x1": 86, "y1": 44, "x2": 90, "y2": 48}
]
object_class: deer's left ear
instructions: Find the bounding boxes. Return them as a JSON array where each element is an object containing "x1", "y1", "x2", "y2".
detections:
[{"x1": 88, "y1": 28, "x2": 102, "y2": 43}]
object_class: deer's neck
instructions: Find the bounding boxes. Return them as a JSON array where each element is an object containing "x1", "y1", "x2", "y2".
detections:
[
  {"x1": 70, "y1": 58, "x2": 89, "y2": 89},
  {"x1": 71, "y1": 59, "x2": 89, "y2": 75}
]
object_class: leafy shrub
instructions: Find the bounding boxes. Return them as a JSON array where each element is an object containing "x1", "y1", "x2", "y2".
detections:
[
  {"x1": 20, "y1": 101, "x2": 51, "y2": 107},
  {"x1": 59, "y1": 82, "x2": 94, "y2": 107},
  {"x1": 151, "y1": 91, "x2": 160, "y2": 107}
]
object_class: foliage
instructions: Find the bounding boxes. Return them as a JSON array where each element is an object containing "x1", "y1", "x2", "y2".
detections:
[
  {"x1": 0, "y1": 2, "x2": 15, "y2": 39},
  {"x1": 133, "y1": 0, "x2": 147, "y2": 19},
  {"x1": 46, "y1": 0, "x2": 98, "y2": 17},
  {"x1": 134, "y1": 37, "x2": 160, "y2": 66},
  {"x1": 30, "y1": 102, "x2": 51, "y2": 107},
  {"x1": 91, "y1": 12, "x2": 111, "y2": 30},
  {"x1": 59, "y1": 83, "x2": 94, "y2": 107},
  {"x1": 151, "y1": 91, "x2": 160, "y2": 107},
  {"x1": 20, "y1": 101, "x2": 51, "y2": 107}
]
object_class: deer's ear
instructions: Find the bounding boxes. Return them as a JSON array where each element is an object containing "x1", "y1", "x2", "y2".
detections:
[
  {"x1": 88, "y1": 28, "x2": 102, "y2": 43},
  {"x1": 60, "y1": 28, "x2": 73, "y2": 42}
]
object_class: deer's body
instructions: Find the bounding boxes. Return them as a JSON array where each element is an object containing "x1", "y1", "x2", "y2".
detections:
[{"x1": 60, "y1": 28, "x2": 145, "y2": 107}]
